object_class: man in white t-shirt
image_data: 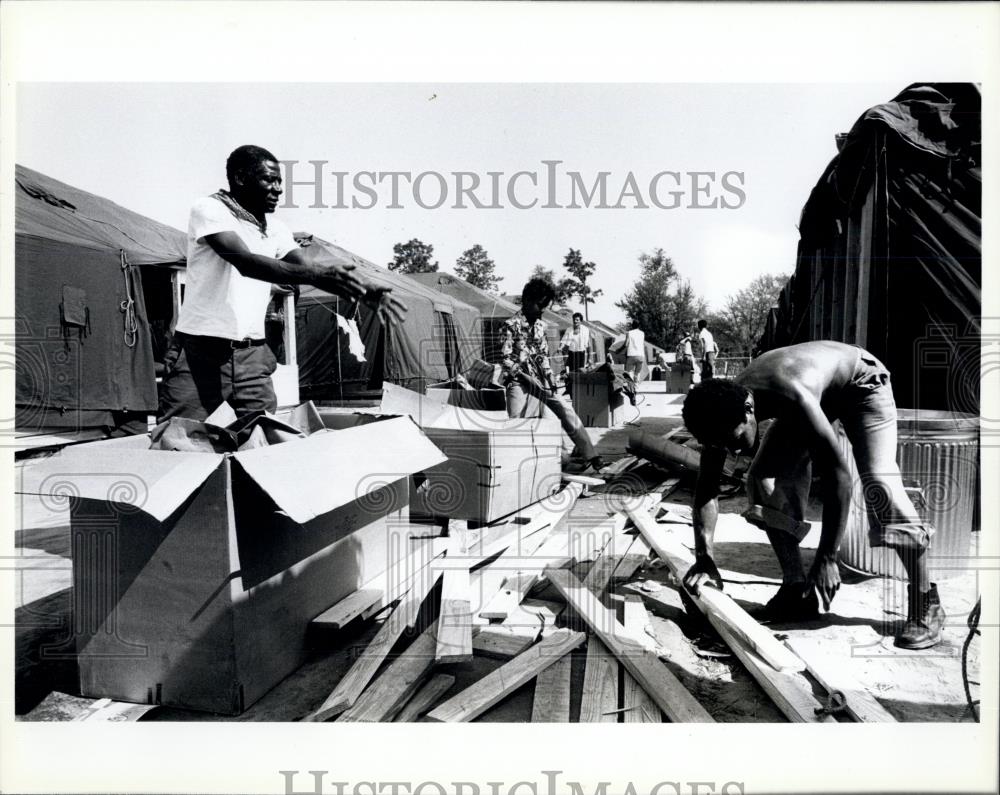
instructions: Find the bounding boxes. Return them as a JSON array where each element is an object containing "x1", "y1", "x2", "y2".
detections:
[
  {"x1": 697, "y1": 318, "x2": 719, "y2": 380},
  {"x1": 559, "y1": 312, "x2": 591, "y2": 372},
  {"x1": 159, "y1": 145, "x2": 406, "y2": 420},
  {"x1": 611, "y1": 321, "x2": 646, "y2": 384}
]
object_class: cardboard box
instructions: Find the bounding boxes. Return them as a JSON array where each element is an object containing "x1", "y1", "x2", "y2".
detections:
[
  {"x1": 381, "y1": 384, "x2": 563, "y2": 524},
  {"x1": 665, "y1": 368, "x2": 694, "y2": 394},
  {"x1": 17, "y1": 415, "x2": 446, "y2": 714},
  {"x1": 568, "y1": 371, "x2": 627, "y2": 428},
  {"x1": 426, "y1": 387, "x2": 506, "y2": 412}
]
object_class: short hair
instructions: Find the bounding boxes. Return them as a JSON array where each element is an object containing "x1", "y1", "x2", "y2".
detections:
[
  {"x1": 226, "y1": 145, "x2": 279, "y2": 186},
  {"x1": 572, "y1": 312, "x2": 583, "y2": 322},
  {"x1": 682, "y1": 379, "x2": 750, "y2": 444},
  {"x1": 522, "y1": 277, "x2": 556, "y2": 308},
  {"x1": 697, "y1": 319, "x2": 708, "y2": 330}
]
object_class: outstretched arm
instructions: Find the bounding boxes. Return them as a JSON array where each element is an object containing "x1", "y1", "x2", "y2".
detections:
[
  {"x1": 204, "y1": 232, "x2": 406, "y2": 328},
  {"x1": 683, "y1": 444, "x2": 727, "y2": 593}
]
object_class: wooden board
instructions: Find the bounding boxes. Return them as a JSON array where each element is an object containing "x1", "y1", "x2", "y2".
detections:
[
  {"x1": 305, "y1": 566, "x2": 443, "y2": 722},
  {"x1": 436, "y1": 545, "x2": 473, "y2": 663},
  {"x1": 311, "y1": 589, "x2": 385, "y2": 630},
  {"x1": 582, "y1": 516, "x2": 632, "y2": 599},
  {"x1": 579, "y1": 639, "x2": 620, "y2": 722},
  {"x1": 621, "y1": 595, "x2": 662, "y2": 722},
  {"x1": 784, "y1": 637, "x2": 896, "y2": 723},
  {"x1": 395, "y1": 674, "x2": 456, "y2": 723},
  {"x1": 530, "y1": 654, "x2": 572, "y2": 723},
  {"x1": 337, "y1": 621, "x2": 439, "y2": 722},
  {"x1": 546, "y1": 569, "x2": 713, "y2": 723},
  {"x1": 610, "y1": 536, "x2": 651, "y2": 584},
  {"x1": 478, "y1": 531, "x2": 572, "y2": 620},
  {"x1": 625, "y1": 503, "x2": 805, "y2": 674},
  {"x1": 562, "y1": 473, "x2": 606, "y2": 488},
  {"x1": 472, "y1": 599, "x2": 565, "y2": 659},
  {"x1": 426, "y1": 629, "x2": 585, "y2": 722},
  {"x1": 472, "y1": 627, "x2": 535, "y2": 659},
  {"x1": 715, "y1": 622, "x2": 832, "y2": 723}
]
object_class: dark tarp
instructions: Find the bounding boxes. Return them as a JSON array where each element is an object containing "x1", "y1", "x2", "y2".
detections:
[
  {"x1": 760, "y1": 84, "x2": 981, "y2": 412},
  {"x1": 410, "y1": 272, "x2": 605, "y2": 375},
  {"x1": 294, "y1": 239, "x2": 481, "y2": 400},
  {"x1": 14, "y1": 165, "x2": 186, "y2": 431}
]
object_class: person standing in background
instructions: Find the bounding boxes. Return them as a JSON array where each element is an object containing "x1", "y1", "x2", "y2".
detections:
[
  {"x1": 697, "y1": 318, "x2": 719, "y2": 380},
  {"x1": 560, "y1": 312, "x2": 591, "y2": 372},
  {"x1": 612, "y1": 320, "x2": 646, "y2": 384}
]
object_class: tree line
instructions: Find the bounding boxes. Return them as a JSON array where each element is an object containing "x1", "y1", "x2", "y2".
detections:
[{"x1": 386, "y1": 237, "x2": 785, "y2": 358}]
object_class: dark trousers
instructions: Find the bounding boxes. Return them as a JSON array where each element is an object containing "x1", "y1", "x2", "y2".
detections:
[
  {"x1": 566, "y1": 351, "x2": 586, "y2": 372},
  {"x1": 701, "y1": 355, "x2": 715, "y2": 380},
  {"x1": 158, "y1": 332, "x2": 278, "y2": 421}
]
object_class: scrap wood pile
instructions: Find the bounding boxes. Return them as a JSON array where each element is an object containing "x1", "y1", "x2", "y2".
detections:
[{"x1": 300, "y1": 456, "x2": 897, "y2": 724}]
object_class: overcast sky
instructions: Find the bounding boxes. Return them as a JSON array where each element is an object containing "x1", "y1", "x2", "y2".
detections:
[{"x1": 17, "y1": 82, "x2": 902, "y2": 324}]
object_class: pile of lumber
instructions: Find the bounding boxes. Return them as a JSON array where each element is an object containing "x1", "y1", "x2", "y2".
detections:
[{"x1": 301, "y1": 465, "x2": 895, "y2": 724}]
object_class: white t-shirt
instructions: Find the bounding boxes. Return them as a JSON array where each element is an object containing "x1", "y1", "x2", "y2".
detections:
[
  {"x1": 560, "y1": 325, "x2": 591, "y2": 353},
  {"x1": 625, "y1": 328, "x2": 645, "y2": 358},
  {"x1": 176, "y1": 196, "x2": 297, "y2": 340},
  {"x1": 698, "y1": 328, "x2": 718, "y2": 358}
]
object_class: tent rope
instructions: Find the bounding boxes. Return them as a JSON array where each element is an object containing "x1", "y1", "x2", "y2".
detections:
[{"x1": 119, "y1": 249, "x2": 139, "y2": 348}]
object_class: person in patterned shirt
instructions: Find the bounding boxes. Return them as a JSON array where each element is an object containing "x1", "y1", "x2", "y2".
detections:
[{"x1": 500, "y1": 278, "x2": 605, "y2": 472}]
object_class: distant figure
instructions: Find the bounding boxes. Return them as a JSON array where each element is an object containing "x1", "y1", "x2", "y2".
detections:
[
  {"x1": 560, "y1": 312, "x2": 591, "y2": 372},
  {"x1": 697, "y1": 319, "x2": 718, "y2": 380},
  {"x1": 612, "y1": 320, "x2": 646, "y2": 384},
  {"x1": 676, "y1": 329, "x2": 698, "y2": 374}
]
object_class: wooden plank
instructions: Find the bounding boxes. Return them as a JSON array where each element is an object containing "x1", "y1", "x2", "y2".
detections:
[
  {"x1": 716, "y1": 622, "x2": 832, "y2": 723},
  {"x1": 311, "y1": 589, "x2": 384, "y2": 630},
  {"x1": 337, "y1": 621, "x2": 439, "y2": 722},
  {"x1": 426, "y1": 628, "x2": 585, "y2": 722},
  {"x1": 546, "y1": 569, "x2": 713, "y2": 723},
  {"x1": 610, "y1": 535, "x2": 651, "y2": 584},
  {"x1": 471, "y1": 627, "x2": 535, "y2": 659},
  {"x1": 478, "y1": 531, "x2": 572, "y2": 620},
  {"x1": 305, "y1": 566, "x2": 443, "y2": 722},
  {"x1": 579, "y1": 639, "x2": 620, "y2": 722},
  {"x1": 625, "y1": 502, "x2": 805, "y2": 674},
  {"x1": 562, "y1": 473, "x2": 606, "y2": 488},
  {"x1": 473, "y1": 599, "x2": 565, "y2": 659},
  {"x1": 582, "y1": 516, "x2": 632, "y2": 599},
  {"x1": 784, "y1": 637, "x2": 896, "y2": 723},
  {"x1": 436, "y1": 564, "x2": 473, "y2": 663},
  {"x1": 621, "y1": 595, "x2": 662, "y2": 723},
  {"x1": 530, "y1": 654, "x2": 572, "y2": 722},
  {"x1": 395, "y1": 674, "x2": 456, "y2": 723}
]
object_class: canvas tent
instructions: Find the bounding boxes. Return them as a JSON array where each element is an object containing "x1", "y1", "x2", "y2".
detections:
[
  {"x1": 410, "y1": 272, "x2": 607, "y2": 374},
  {"x1": 13, "y1": 164, "x2": 186, "y2": 439},
  {"x1": 294, "y1": 239, "x2": 481, "y2": 401},
  {"x1": 759, "y1": 83, "x2": 981, "y2": 412}
]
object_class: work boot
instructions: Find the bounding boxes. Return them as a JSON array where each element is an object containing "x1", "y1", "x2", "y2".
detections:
[
  {"x1": 895, "y1": 583, "x2": 945, "y2": 650},
  {"x1": 756, "y1": 582, "x2": 820, "y2": 623}
]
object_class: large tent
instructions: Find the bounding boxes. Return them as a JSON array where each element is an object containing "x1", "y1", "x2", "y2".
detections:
[
  {"x1": 14, "y1": 164, "x2": 186, "y2": 436},
  {"x1": 294, "y1": 239, "x2": 482, "y2": 400},
  {"x1": 409, "y1": 272, "x2": 607, "y2": 374},
  {"x1": 759, "y1": 83, "x2": 981, "y2": 412}
]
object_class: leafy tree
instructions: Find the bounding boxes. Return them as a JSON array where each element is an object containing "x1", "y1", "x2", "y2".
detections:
[
  {"x1": 614, "y1": 248, "x2": 707, "y2": 350},
  {"x1": 711, "y1": 273, "x2": 788, "y2": 358},
  {"x1": 388, "y1": 238, "x2": 438, "y2": 274},
  {"x1": 454, "y1": 245, "x2": 503, "y2": 292},
  {"x1": 528, "y1": 265, "x2": 573, "y2": 306},
  {"x1": 560, "y1": 249, "x2": 603, "y2": 320}
]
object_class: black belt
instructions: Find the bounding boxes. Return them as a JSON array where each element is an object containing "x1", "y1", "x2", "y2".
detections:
[{"x1": 177, "y1": 332, "x2": 267, "y2": 350}]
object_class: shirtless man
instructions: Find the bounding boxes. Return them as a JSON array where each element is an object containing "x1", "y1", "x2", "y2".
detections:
[{"x1": 680, "y1": 341, "x2": 945, "y2": 649}]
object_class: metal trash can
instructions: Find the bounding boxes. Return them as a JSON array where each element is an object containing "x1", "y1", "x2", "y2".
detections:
[{"x1": 837, "y1": 410, "x2": 979, "y2": 579}]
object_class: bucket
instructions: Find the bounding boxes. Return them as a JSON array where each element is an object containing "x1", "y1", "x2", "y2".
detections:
[{"x1": 837, "y1": 409, "x2": 979, "y2": 579}]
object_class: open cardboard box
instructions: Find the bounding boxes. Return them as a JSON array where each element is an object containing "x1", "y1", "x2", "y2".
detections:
[
  {"x1": 380, "y1": 383, "x2": 564, "y2": 524},
  {"x1": 16, "y1": 413, "x2": 446, "y2": 714}
]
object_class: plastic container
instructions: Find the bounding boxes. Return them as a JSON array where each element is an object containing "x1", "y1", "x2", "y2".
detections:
[{"x1": 837, "y1": 410, "x2": 979, "y2": 579}]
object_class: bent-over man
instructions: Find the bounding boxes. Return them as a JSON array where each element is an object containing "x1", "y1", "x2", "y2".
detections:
[{"x1": 680, "y1": 341, "x2": 945, "y2": 649}]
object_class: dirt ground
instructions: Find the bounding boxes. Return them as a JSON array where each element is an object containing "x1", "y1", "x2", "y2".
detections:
[{"x1": 13, "y1": 385, "x2": 983, "y2": 723}]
